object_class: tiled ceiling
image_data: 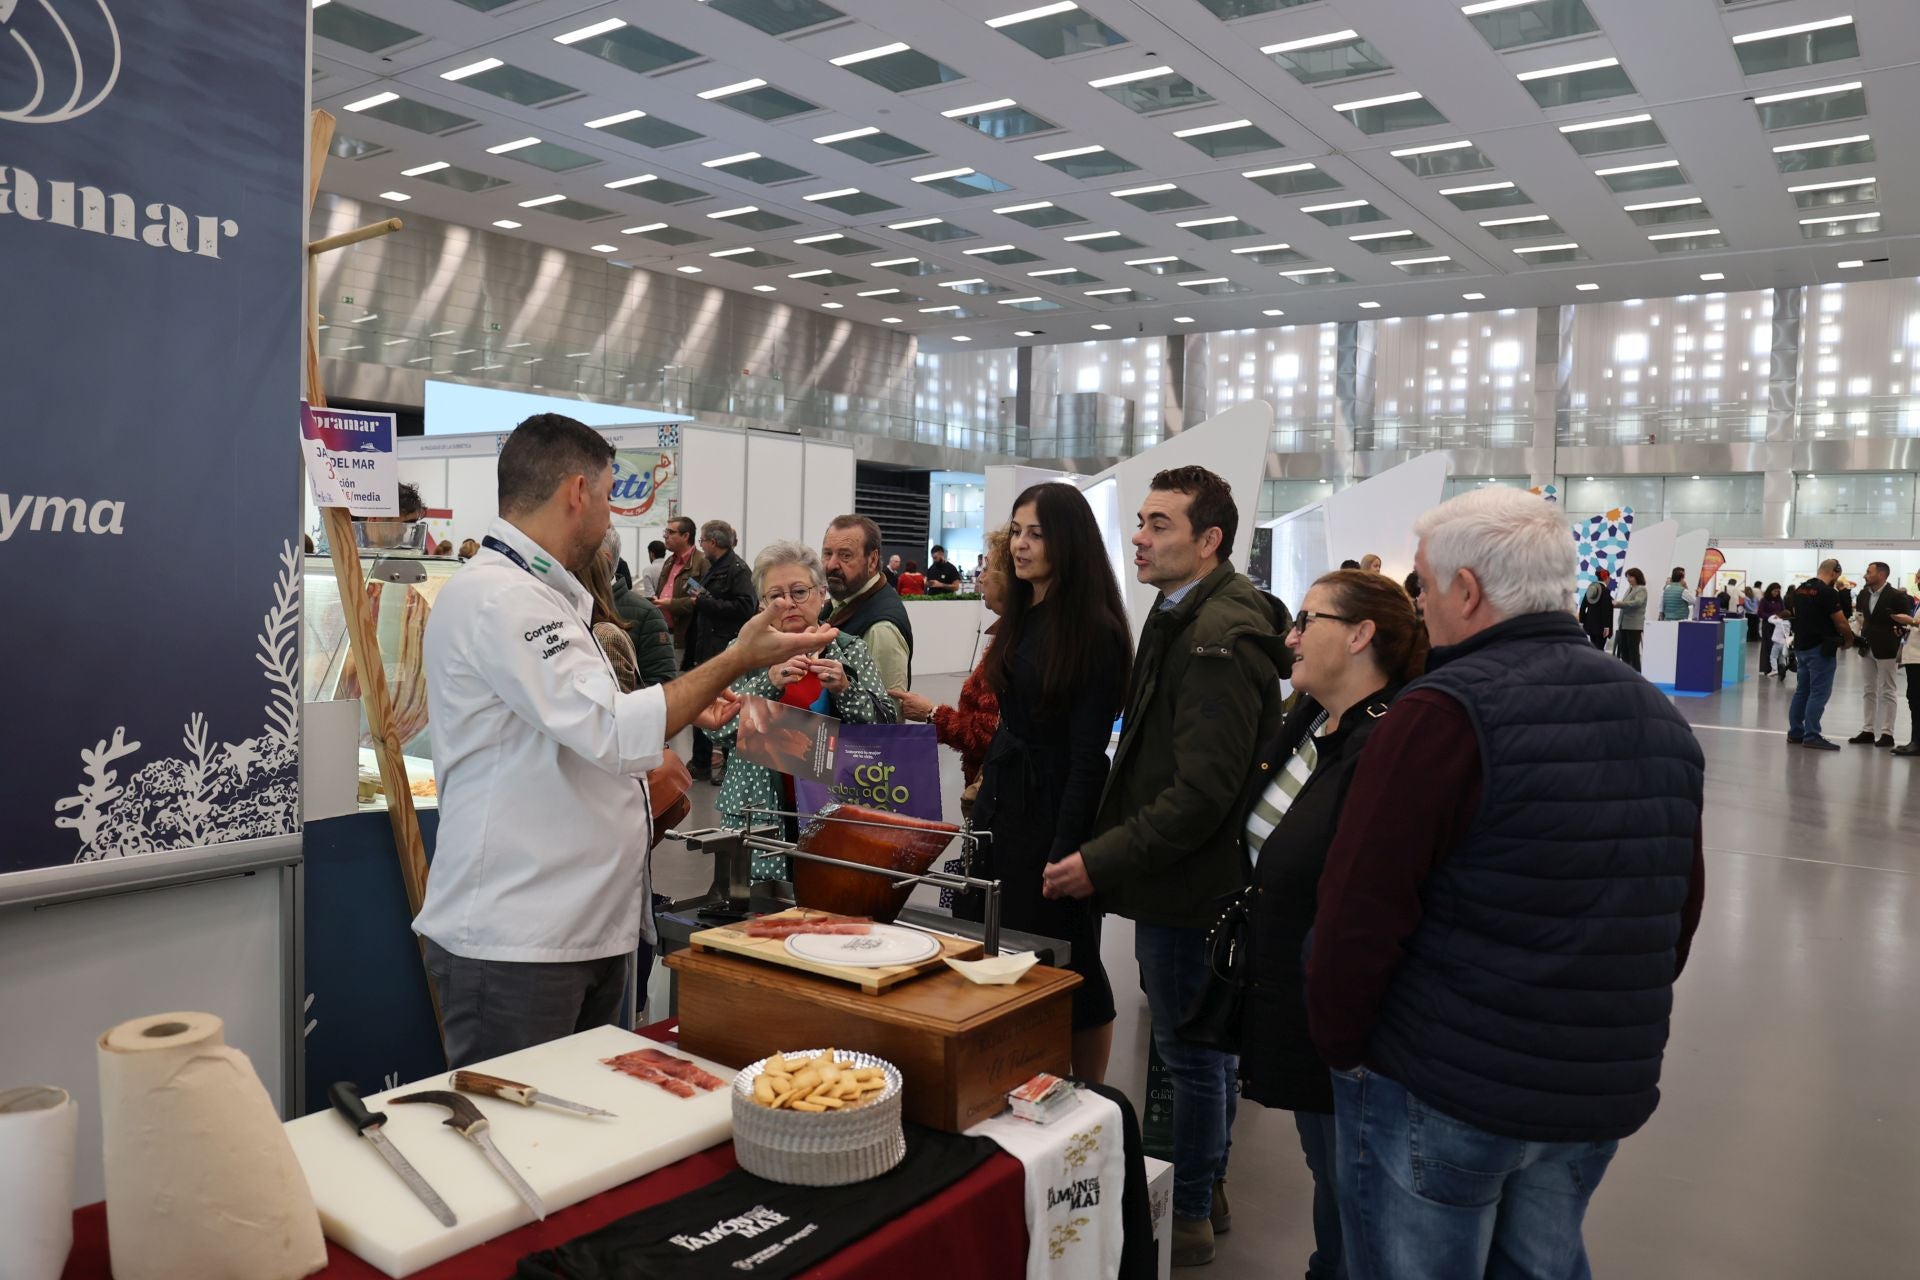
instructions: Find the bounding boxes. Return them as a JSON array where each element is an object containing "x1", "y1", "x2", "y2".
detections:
[{"x1": 313, "y1": 0, "x2": 1919, "y2": 351}]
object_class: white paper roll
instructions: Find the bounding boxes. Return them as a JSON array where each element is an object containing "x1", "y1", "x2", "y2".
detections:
[
  {"x1": 0, "y1": 1085, "x2": 77, "y2": 1280},
  {"x1": 98, "y1": 1012, "x2": 327, "y2": 1280}
]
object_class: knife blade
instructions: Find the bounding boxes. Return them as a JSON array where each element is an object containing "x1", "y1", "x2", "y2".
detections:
[
  {"x1": 450, "y1": 1069, "x2": 616, "y2": 1118},
  {"x1": 392, "y1": 1090, "x2": 547, "y2": 1221},
  {"x1": 328, "y1": 1081, "x2": 457, "y2": 1228}
]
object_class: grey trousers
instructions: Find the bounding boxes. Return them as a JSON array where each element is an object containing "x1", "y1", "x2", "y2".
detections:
[
  {"x1": 421, "y1": 936, "x2": 641, "y2": 1069},
  {"x1": 1862, "y1": 655, "x2": 1900, "y2": 736}
]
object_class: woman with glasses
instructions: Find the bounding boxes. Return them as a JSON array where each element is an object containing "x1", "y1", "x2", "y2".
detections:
[
  {"x1": 1236, "y1": 569, "x2": 1429, "y2": 1280},
  {"x1": 707, "y1": 540, "x2": 897, "y2": 880}
]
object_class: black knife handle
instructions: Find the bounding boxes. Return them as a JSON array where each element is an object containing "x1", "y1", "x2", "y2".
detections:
[{"x1": 329, "y1": 1080, "x2": 385, "y2": 1133}]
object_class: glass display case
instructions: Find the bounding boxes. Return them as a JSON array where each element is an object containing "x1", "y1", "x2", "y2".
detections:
[{"x1": 303, "y1": 547, "x2": 460, "y2": 809}]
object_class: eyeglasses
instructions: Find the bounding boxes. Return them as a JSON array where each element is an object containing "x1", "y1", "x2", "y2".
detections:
[
  {"x1": 763, "y1": 586, "x2": 819, "y2": 606},
  {"x1": 1289, "y1": 610, "x2": 1357, "y2": 635}
]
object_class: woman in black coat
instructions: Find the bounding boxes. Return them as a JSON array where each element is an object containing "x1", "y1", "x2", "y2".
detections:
[
  {"x1": 970, "y1": 482, "x2": 1132, "y2": 1083},
  {"x1": 1236, "y1": 569, "x2": 1429, "y2": 1280}
]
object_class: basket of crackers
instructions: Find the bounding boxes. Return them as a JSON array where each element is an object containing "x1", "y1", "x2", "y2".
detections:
[{"x1": 731, "y1": 1048, "x2": 906, "y2": 1186}]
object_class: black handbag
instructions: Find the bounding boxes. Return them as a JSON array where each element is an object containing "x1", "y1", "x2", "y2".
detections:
[{"x1": 1178, "y1": 887, "x2": 1254, "y2": 1052}]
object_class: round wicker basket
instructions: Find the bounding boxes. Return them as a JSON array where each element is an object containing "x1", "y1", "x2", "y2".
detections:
[{"x1": 730, "y1": 1050, "x2": 906, "y2": 1187}]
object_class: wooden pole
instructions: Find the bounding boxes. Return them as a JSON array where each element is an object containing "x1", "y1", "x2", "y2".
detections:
[{"x1": 303, "y1": 110, "x2": 430, "y2": 918}]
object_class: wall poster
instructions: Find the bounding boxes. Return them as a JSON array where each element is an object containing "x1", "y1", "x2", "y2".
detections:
[{"x1": 0, "y1": 0, "x2": 307, "y2": 876}]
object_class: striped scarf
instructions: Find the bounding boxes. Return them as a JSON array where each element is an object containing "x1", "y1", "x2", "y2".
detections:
[{"x1": 1244, "y1": 709, "x2": 1329, "y2": 866}]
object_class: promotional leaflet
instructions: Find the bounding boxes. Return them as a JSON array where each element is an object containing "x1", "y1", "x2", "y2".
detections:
[{"x1": 301, "y1": 401, "x2": 398, "y2": 516}]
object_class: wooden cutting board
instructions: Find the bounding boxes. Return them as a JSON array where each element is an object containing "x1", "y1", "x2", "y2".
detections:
[
  {"x1": 689, "y1": 909, "x2": 983, "y2": 994},
  {"x1": 283, "y1": 1027, "x2": 734, "y2": 1278}
]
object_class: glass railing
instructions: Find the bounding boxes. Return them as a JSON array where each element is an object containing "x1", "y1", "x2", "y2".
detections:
[
  {"x1": 1559, "y1": 403, "x2": 1771, "y2": 446},
  {"x1": 1796, "y1": 397, "x2": 1920, "y2": 441}
]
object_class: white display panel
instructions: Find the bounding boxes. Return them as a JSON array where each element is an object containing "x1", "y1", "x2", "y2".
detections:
[
  {"x1": 1267, "y1": 504, "x2": 1331, "y2": 615},
  {"x1": 1322, "y1": 452, "x2": 1451, "y2": 583},
  {"x1": 742, "y1": 434, "x2": 806, "y2": 558},
  {"x1": 801, "y1": 442, "x2": 856, "y2": 552},
  {"x1": 422, "y1": 381, "x2": 685, "y2": 435},
  {"x1": 679, "y1": 427, "x2": 749, "y2": 547}
]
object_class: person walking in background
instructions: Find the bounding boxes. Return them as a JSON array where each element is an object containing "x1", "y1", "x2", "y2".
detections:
[
  {"x1": 1756, "y1": 583, "x2": 1785, "y2": 675},
  {"x1": 925, "y1": 544, "x2": 963, "y2": 595},
  {"x1": 1616, "y1": 567, "x2": 1649, "y2": 671},
  {"x1": 654, "y1": 516, "x2": 709, "y2": 657},
  {"x1": 1744, "y1": 583, "x2": 1762, "y2": 646},
  {"x1": 1661, "y1": 566, "x2": 1691, "y2": 620},
  {"x1": 822, "y1": 514, "x2": 914, "y2": 696},
  {"x1": 1042, "y1": 466, "x2": 1287, "y2": 1267},
  {"x1": 1849, "y1": 561, "x2": 1910, "y2": 749},
  {"x1": 1360, "y1": 553, "x2": 1383, "y2": 573},
  {"x1": 1238, "y1": 570, "x2": 1427, "y2": 1280},
  {"x1": 969, "y1": 485, "x2": 1132, "y2": 1088},
  {"x1": 683, "y1": 521, "x2": 759, "y2": 783},
  {"x1": 893, "y1": 529, "x2": 1011, "y2": 806},
  {"x1": 1307, "y1": 487, "x2": 1706, "y2": 1280},
  {"x1": 1769, "y1": 604, "x2": 1794, "y2": 683},
  {"x1": 707, "y1": 541, "x2": 896, "y2": 878},
  {"x1": 1578, "y1": 568, "x2": 1614, "y2": 650},
  {"x1": 1788, "y1": 559, "x2": 1855, "y2": 750}
]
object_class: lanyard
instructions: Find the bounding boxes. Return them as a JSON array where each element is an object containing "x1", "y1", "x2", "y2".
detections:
[{"x1": 482, "y1": 534, "x2": 534, "y2": 577}]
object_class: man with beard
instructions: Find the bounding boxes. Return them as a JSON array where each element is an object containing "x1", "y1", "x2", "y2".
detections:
[
  {"x1": 416, "y1": 414, "x2": 839, "y2": 1066},
  {"x1": 821, "y1": 514, "x2": 913, "y2": 696}
]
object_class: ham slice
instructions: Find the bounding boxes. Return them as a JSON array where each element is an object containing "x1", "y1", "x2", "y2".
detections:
[
  {"x1": 740, "y1": 912, "x2": 872, "y2": 940},
  {"x1": 601, "y1": 1048, "x2": 725, "y2": 1096}
]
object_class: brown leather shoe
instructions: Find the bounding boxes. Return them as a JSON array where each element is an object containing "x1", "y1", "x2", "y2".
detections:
[
  {"x1": 1173, "y1": 1217, "x2": 1215, "y2": 1267},
  {"x1": 1211, "y1": 1180, "x2": 1231, "y2": 1234}
]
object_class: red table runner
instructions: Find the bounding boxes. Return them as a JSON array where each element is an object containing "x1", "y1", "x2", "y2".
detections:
[{"x1": 63, "y1": 1024, "x2": 1029, "y2": 1280}]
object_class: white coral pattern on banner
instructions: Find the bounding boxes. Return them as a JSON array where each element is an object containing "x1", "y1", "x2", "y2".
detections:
[{"x1": 55, "y1": 540, "x2": 302, "y2": 860}]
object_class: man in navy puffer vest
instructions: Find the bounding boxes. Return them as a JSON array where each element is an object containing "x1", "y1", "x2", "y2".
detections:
[{"x1": 1306, "y1": 487, "x2": 1706, "y2": 1280}]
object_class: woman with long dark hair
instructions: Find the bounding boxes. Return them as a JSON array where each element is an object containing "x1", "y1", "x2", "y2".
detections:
[{"x1": 972, "y1": 482, "x2": 1132, "y2": 1081}]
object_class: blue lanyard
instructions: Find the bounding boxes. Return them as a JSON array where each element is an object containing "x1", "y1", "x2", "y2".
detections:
[{"x1": 482, "y1": 534, "x2": 533, "y2": 577}]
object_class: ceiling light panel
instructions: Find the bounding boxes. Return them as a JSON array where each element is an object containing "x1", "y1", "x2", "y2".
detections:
[
  {"x1": 814, "y1": 127, "x2": 929, "y2": 165},
  {"x1": 1515, "y1": 57, "x2": 1635, "y2": 109},
  {"x1": 492, "y1": 139, "x2": 600, "y2": 173},
  {"x1": 942, "y1": 279, "x2": 1016, "y2": 297},
  {"x1": 1772, "y1": 134, "x2": 1875, "y2": 173},
  {"x1": 1083, "y1": 287, "x2": 1152, "y2": 303},
  {"x1": 706, "y1": 249, "x2": 793, "y2": 269},
  {"x1": 1090, "y1": 65, "x2": 1212, "y2": 114},
  {"x1": 442, "y1": 59, "x2": 576, "y2": 106},
  {"x1": 1800, "y1": 211, "x2": 1882, "y2": 239},
  {"x1": 1646, "y1": 227, "x2": 1727, "y2": 253},
  {"x1": 875, "y1": 257, "x2": 943, "y2": 277},
  {"x1": 1595, "y1": 158, "x2": 1686, "y2": 193},
  {"x1": 996, "y1": 201, "x2": 1087, "y2": 228},
  {"x1": 312, "y1": 1, "x2": 420, "y2": 54},
  {"x1": 1334, "y1": 91, "x2": 1449, "y2": 135},
  {"x1": 1789, "y1": 177, "x2": 1877, "y2": 211},
  {"x1": 1125, "y1": 255, "x2": 1203, "y2": 275},
  {"x1": 409, "y1": 163, "x2": 507, "y2": 193},
  {"x1": 1440, "y1": 180, "x2": 1533, "y2": 212},
  {"x1": 946, "y1": 101, "x2": 1058, "y2": 140},
  {"x1": 1392, "y1": 254, "x2": 1464, "y2": 276},
  {"x1": 586, "y1": 109, "x2": 703, "y2": 149},
  {"x1": 1176, "y1": 215, "x2": 1264, "y2": 240},
  {"x1": 345, "y1": 94, "x2": 473, "y2": 136},
  {"x1": 1302, "y1": 199, "x2": 1388, "y2": 227},
  {"x1": 1754, "y1": 81, "x2": 1866, "y2": 132},
  {"x1": 1391, "y1": 139, "x2": 1496, "y2": 179},
  {"x1": 705, "y1": 153, "x2": 813, "y2": 184},
  {"x1": 1511, "y1": 242, "x2": 1587, "y2": 263},
  {"x1": 707, "y1": 206, "x2": 801, "y2": 231},
  {"x1": 1465, "y1": 0, "x2": 1599, "y2": 52},
  {"x1": 911, "y1": 167, "x2": 1013, "y2": 198},
  {"x1": 1028, "y1": 266, "x2": 1103, "y2": 285},
  {"x1": 702, "y1": 80, "x2": 819, "y2": 120},
  {"x1": 1243, "y1": 162, "x2": 1342, "y2": 197},
  {"x1": 1265, "y1": 30, "x2": 1393, "y2": 85},
  {"x1": 1351, "y1": 230, "x2": 1433, "y2": 255},
  {"x1": 1624, "y1": 197, "x2": 1713, "y2": 227},
  {"x1": 1557, "y1": 111, "x2": 1664, "y2": 156},
  {"x1": 1034, "y1": 145, "x2": 1140, "y2": 180},
  {"x1": 1063, "y1": 230, "x2": 1147, "y2": 251},
  {"x1": 1174, "y1": 118, "x2": 1284, "y2": 159},
  {"x1": 1179, "y1": 277, "x2": 1247, "y2": 296},
  {"x1": 807, "y1": 188, "x2": 900, "y2": 215},
  {"x1": 1478, "y1": 213, "x2": 1564, "y2": 239},
  {"x1": 963, "y1": 244, "x2": 1043, "y2": 264},
  {"x1": 625, "y1": 224, "x2": 706, "y2": 246},
  {"x1": 990, "y1": 3, "x2": 1129, "y2": 60},
  {"x1": 833, "y1": 44, "x2": 965, "y2": 93},
  {"x1": 1732, "y1": 16, "x2": 1859, "y2": 76},
  {"x1": 1228, "y1": 243, "x2": 1308, "y2": 266},
  {"x1": 1280, "y1": 267, "x2": 1353, "y2": 286},
  {"x1": 555, "y1": 20, "x2": 697, "y2": 75},
  {"x1": 706, "y1": 0, "x2": 845, "y2": 38},
  {"x1": 1110, "y1": 183, "x2": 1206, "y2": 213}
]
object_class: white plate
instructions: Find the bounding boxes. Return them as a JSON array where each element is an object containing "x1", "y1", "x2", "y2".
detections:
[{"x1": 784, "y1": 924, "x2": 941, "y2": 968}]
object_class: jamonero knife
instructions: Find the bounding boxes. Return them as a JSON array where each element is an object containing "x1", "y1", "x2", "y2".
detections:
[
  {"x1": 328, "y1": 1081, "x2": 458, "y2": 1228},
  {"x1": 450, "y1": 1070, "x2": 616, "y2": 1118},
  {"x1": 392, "y1": 1090, "x2": 547, "y2": 1222}
]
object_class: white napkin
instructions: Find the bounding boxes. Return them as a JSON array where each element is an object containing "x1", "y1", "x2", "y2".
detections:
[
  {"x1": 0, "y1": 1086, "x2": 78, "y2": 1280},
  {"x1": 968, "y1": 1086, "x2": 1125, "y2": 1280}
]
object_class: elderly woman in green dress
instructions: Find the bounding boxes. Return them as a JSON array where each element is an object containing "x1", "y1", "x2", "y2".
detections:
[{"x1": 707, "y1": 539, "x2": 896, "y2": 880}]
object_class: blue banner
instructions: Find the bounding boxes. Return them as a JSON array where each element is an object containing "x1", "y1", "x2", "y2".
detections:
[{"x1": 0, "y1": 0, "x2": 306, "y2": 874}]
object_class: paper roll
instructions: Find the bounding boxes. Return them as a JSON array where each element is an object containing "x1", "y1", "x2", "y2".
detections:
[
  {"x1": 0, "y1": 1086, "x2": 77, "y2": 1280},
  {"x1": 98, "y1": 1012, "x2": 327, "y2": 1280}
]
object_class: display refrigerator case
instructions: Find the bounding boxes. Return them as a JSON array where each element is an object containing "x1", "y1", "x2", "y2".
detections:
[{"x1": 302, "y1": 548, "x2": 458, "y2": 809}]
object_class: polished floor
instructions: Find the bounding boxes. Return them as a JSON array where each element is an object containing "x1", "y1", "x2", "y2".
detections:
[{"x1": 657, "y1": 641, "x2": 1920, "y2": 1277}]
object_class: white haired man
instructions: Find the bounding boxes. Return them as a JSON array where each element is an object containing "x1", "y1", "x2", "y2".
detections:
[{"x1": 1305, "y1": 487, "x2": 1706, "y2": 1279}]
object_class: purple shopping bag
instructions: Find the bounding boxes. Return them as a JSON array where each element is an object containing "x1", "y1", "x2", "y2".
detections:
[{"x1": 792, "y1": 722, "x2": 943, "y2": 822}]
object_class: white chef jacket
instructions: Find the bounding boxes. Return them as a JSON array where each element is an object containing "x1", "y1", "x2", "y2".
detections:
[{"x1": 414, "y1": 517, "x2": 668, "y2": 963}]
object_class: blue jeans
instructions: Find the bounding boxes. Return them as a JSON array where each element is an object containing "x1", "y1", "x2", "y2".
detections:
[
  {"x1": 1332, "y1": 1069, "x2": 1617, "y2": 1280},
  {"x1": 1135, "y1": 922, "x2": 1237, "y2": 1221},
  {"x1": 1788, "y1": 645, "x2": 1837, "y2": 739},
  {"x1": 1296, "y1": 1110, "x2": 1345, "y2": 1279}
]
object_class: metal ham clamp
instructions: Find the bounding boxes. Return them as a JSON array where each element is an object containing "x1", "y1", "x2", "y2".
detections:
[
  {"x1": 390, "y1": 1090, "x2": 547, "y2": 1222},
  {"x1": 327, "y1": 1081, "x2": 457, "y2": 1228}
]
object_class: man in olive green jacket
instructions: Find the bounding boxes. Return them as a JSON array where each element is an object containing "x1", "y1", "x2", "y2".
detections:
[{"x1": 1043, "y1": 466, "x2": 1284, "y2": 1266}]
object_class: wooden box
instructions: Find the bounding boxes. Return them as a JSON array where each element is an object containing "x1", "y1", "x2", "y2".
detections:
[{"x1": 666, "y1": 947, "x2": 1080, "y2": 1132}]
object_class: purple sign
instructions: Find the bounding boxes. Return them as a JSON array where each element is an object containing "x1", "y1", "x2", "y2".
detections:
[{"x1": 793, "y1": 723, "x2": 943, "y2": 823}]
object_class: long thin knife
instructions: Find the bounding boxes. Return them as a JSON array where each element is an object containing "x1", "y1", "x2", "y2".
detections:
[
  {"x1": 393, "y1": 1090, "x2": 547, "y2": 1221},
  {"x1": 451, "y1": 1069, "x2": 616, "y2": 1118},
  {"x1": 328, "y1": 1081, "x2": 458, "y2": 1228}
]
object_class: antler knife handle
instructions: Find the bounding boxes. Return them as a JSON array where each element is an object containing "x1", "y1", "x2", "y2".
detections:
[
  {"x1": 451, "y1": 1070, "x2": 536, "y2": 1106},
  {"x1": 392, "y1": 1089, "x2": 488, "y2": 1137}
]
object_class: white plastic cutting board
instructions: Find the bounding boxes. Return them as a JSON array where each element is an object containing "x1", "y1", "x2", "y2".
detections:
[{"x1": 284, "y1": 1026, "x2": 734, "y2": 1278}]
